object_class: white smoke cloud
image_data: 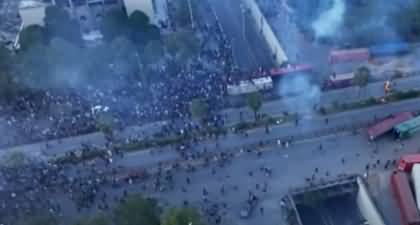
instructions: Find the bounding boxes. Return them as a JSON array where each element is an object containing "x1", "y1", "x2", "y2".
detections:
[
  {"x1": 312, "y1": 0, "x2": 346, "y2": 38},
  {"x1": 278, "y1": 75, "x2": 321, "y2": 114}
]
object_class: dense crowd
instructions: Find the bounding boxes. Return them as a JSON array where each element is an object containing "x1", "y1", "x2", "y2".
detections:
[{"x1": 0, "y1": 18, "x2": 236, "y2": 148}]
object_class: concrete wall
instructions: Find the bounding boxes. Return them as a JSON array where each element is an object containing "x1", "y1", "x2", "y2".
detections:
[
  {"x1": 242, "y1": 0, "x2": 287, "y2": 65},
  {"x1": 19, "y1": 4, "x2": 46, "y2": 28},
  {"x1": 356, "y1": 177, "x2": 387, "y2": 225},
  {"x1": 124, "y1": 0, "x2": 155, "y2": 22}
]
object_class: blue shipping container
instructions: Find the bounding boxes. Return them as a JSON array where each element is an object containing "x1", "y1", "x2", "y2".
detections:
[{"x1": 369, "y1": 42, "x2": 411, "y2": 57}]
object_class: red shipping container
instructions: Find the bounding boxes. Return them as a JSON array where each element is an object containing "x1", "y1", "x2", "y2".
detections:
[
  {"x1": 367, "y1": 112, "x2": 413, "y2": 141},
  {"x1": 329, "y1": 48, "x2": 370, "y2": 64},
  {"x1": 399, "y1": 154, "x2": 420, "y2": 173},
  {"x1": 391, "y1": 171, "x2": 420, "y2": 225},
  {"x1": 269, "y1": 64, "x2": 313, "y2": 77}
]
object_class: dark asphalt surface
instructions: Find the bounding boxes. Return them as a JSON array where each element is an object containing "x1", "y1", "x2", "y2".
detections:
[{"x1": 208, "y1": 0, "x2": 273, "y2": 71}]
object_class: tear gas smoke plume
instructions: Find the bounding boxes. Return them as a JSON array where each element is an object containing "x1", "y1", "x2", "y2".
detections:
[
  {"x1": 312, "y1": 0, "x2": 345, "y2": 39},
  {"x1": 278, "y1": 74, "x2": 321, "y2": 115}
]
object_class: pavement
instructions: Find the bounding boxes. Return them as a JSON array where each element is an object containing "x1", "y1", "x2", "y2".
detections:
[
  {"x1": 55, "y1": 124, "x2": 420, "y2": 225},
  {"x1": 3, "y1": 74, "x2": 420, "y2": 163},
  {"x1": 222, "y1": 75, "x2": 420, "y2": 125},
  {"x1": 207, "y1": 0, "x2": 273, "y2": 71}
]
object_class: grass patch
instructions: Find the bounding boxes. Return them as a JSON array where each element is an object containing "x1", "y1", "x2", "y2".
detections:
[
  {"x1": 322, "y1": 90, "x2": 420, "y2": 114},
  {"x1": 53, "y1": 149, "x2": 107, "y2": 165}
]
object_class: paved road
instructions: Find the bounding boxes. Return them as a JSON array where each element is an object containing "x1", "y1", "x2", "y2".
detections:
[
  {"x1": 56, "y1": 126, "x2": 417, "y2": 225},
  {"x1": 208, "y1": 0, "x2": 273, "y2": 71},
  {"x1": 4, "y1": 76, "x2": 420, "y2": 162},
  {"x1": 222, "y1": 75, "x2": 420, "y2": 125}
]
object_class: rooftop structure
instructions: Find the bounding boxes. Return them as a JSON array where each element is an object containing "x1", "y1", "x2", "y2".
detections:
[
  {"x1": 287, "y1": 175, "x2": 387, "y2": 225},
  {"x1": 19, "y1": 0, "x2": 48, "y2": 28}
]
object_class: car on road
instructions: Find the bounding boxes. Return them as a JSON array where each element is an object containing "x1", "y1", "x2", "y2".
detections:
[{"x1": 114, "y1": 168, "x2": 149, "y2": 183}]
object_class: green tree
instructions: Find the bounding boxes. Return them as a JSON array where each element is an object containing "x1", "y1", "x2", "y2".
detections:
[
  {"x1": 128, "y1": 10, "x2": 161, "y2": 45},
  {"x1": 19, "y1": 25, "x2": 46, "y2": 51},
  {"x1": 18, "y1": 43, "x2": 51, "y2": 90},
  {"x1": 190, "y1": 98, "x2": 209, "y2": 120},
  {"x1": 392, "y1": 1, "x2": 420, "y2": 40},
  {"x1": 18, "y1": 213, "x2": 58, "y2": 225},
  {"x1": 165, "y1": 30, "x2": 199, "y2": 60},
  {"x1": 1, "y1": 151, "x2": 31, "y2": 168},
  {"x1": 114, "y1": 194, "x2": 160, "y2": 225},
  {"x1": 83, "y1": 45, "x2": 117, "y2": 89},
  {"x1": 129, "y1": 10, "x2": 150, "y2": 29},
  {"x1": 353, "y1": 66, "x2": 370, "y2": 97},
  {"x1": 246, "y1": 91, "x2": 263, "y2": 121},
  {"x1": 46, "y1": 38, "x2": 84, "y2": 88},
  {"x1": 72, "y1": 214, "x2": 110, "y2": 225},
  {"x1": 162, "y1": 207, "x2": 204, "y2": 225},
  {"x1": 0, "y1": 44, "x2": 13, "y2": 71},
  {"x1": 100, "y1": 8, "x2": 129, "y2": 41},
  {"x1": 109, "y1": 36, "x2": 139, "y2": 78},
  {"x1": 44, "y1": 5, "x2": 82, "y2": 45},
  {"x1": 142, "y1": 40, "x2": 165, "y2": 65}
]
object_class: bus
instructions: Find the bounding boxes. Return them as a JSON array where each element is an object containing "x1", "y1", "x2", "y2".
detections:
[
  {"x1": 394, "y1": 115, "x2": 420, "y2": 139},
  {"x1": 367, "y1": 112, "x2": 413, "y2": 140},
  {"x1": 226, "y1": 77, "x2": 273, "y2": 96}
]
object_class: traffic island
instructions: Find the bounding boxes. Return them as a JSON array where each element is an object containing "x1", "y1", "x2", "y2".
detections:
[{"x1": 321, "y1": 90, "x2": 420, "y2": 115}]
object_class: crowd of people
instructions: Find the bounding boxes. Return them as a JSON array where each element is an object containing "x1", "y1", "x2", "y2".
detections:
[{"x1": 0, "y1": 12, "x2": 238, "y2": 148}]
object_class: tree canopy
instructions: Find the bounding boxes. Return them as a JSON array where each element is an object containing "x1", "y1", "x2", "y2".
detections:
[
  {"x1": 44, "y1": 5, "x2": 82, "y2": 45},
  {"x1": 142, "y1": 40, "x2": 165, "y2": 65},
  {"x1": 162, "y1": 207, "x2": 204, "y2": 225},
  {"x1": 19, "y1": 25, "x2": 46, "y2": 51},
  {"x1": 72, "y1": 214, "x2": 111, "y2": 225},
  {"x1": 165, "y1": 30, "x2": 199, "y2": 60},
  {"x1": 246, "y1": 91, "x2": 263, "y2": 120},
  {"x1": 190, "y1": 98, "x2": 209, "y2": 120},
  {"x1": 114, "y1": 194, "x2": 161, "y2": 225},
  {"x1": 100, "y1": 8, "x2": 130, "y2": 41},
  {"x1": 353, "y1": 66, "x2": 370, "y2": 88},
  {"x1": 18, "y1": 213, "x2": 58, "y2": 225}
]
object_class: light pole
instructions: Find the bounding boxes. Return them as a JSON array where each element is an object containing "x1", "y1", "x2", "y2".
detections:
[
  {"x1": 240, "y1": 3, "x2": 246, "y2": 41},
  {"x1": 187, "y1": 0, "x2": 195, "y2": 29}
]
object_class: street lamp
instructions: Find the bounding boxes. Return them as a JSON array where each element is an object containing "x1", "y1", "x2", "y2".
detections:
[
  {"x1": 240, "y1": 3, "x2": 246, "y2": 40},
  {"x1": 187, "y1": 0, "x2": 195, "y2": 29}
]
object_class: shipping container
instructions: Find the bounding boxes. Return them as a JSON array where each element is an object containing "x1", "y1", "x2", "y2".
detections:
[
  {"x1": 323, "y1": 72, "x2": 354, "y2": 90},
  {"x1": 394, "y1": 116, "x2": 420, "y2": 139},
  {"x1": 411, "y1": 164, "x2": 420, "y2": 211},
  {"x1": 269, "y1": 64, "x2": 313, "y2": 77},
  {"x1": 391, "y1": 171, "x2": 420, "y2": 225},
  {"x1": 328, "y1": 48, "x2": 370, "y2": 64},
  {"x1": 367, "y1": 112, "x2": 413, "y2": 140},
  {"x1": 369, "y1": 42, "x2": 411, "y2": 57},
  {"x1": 399, "y1": 154, "x2": 420, "y2": 173}
]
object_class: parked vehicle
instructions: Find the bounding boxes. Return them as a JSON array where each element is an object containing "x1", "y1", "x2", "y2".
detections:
[
  {"x1": 323, "y1": 72, "x2": 354, "y2": 90},
  {"x1": 114, "y1": 168, "x2": 149, "y2": 183},
  {"x1": 411, "y1": 164, "x2": 420, "y2": 210},
  {"x1": 328, "y1": 48, "x2": 370, "y2": 64},
  {"x1": 398, "y1": 154, "x2": 420, "y2": 173},
  {"x1": 226, "y1": 77, "x2": 273, "y2": 96},
  {"x1": 369, "y1": 42, "x2": 411, "y2": 57},
  {"x1": 367, "y1": 112, "x2": 413, "y2": 140},
  {"x1": 394, "y1": 115, "x2": 420, "y2": 139},
  {"x1": 391, "y1": 171, "x2": 420, "y2": 225}
]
